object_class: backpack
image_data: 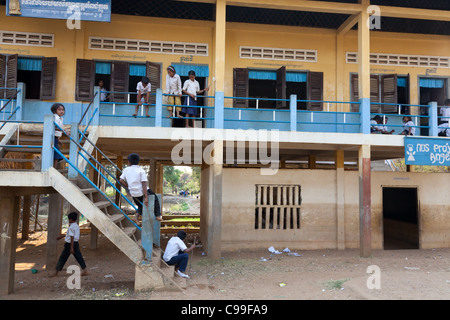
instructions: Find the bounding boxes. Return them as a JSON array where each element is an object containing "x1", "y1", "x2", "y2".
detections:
[{"x1": 147, "y1": 188, "x2": 161, "y2": 216}]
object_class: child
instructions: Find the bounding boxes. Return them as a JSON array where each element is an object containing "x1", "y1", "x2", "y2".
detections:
[
  {"x1": 380, "y1": 116, "x2": 395, "y2": 134},
  {"x1": 51, "y1": 103, "x2": 68, "y2": 168},
  {"x1": 51, "y1": 212, "x2": 88, "y2": 277},
  {"x1": 400, "y1": 116, "x2": 415, "y2": 136},
  {"x1": 162, "y1": 231, "x2": 195, "y2": 279},
  {"x1": 182, "y1": 70, "x2": 209, "y2": 128},
  {"x1": 440, "y1": 99, "x2": 450, "y2": 124},
  {"x1": 98, "y1": 79, "x2": 109, "y2": 102},
  {"x1": 165, "y1": 66, "x2": 183, "y2": 119},
  {"x1": 134, "y1": 76, "x2": 151, "y2": 118},
  {"x1": 370, "y1": 115, "x2": 382, "y2": 134}
]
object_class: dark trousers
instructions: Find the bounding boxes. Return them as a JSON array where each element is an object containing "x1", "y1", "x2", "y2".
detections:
[
  {"x1": 166, "y1": 250, "x2": 189, "y2": 272},
  {"x1": 56, "y1": 242, "x2": 86, "y2": 271}
]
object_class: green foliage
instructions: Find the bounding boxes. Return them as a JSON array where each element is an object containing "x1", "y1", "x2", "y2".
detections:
[{"x1": 163, "y1": 166, "x2": 201, "y2": 194}]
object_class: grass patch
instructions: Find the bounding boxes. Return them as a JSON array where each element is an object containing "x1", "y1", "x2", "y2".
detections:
[{"x1": 324, "y1": 279, "x2": 350, "y2": 290}]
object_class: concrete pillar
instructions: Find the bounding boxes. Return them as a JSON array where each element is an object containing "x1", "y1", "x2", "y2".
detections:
[
  {"x1": 214, "y1": 0, "x2": 226, "y2": 129},
  {"x1": 208, "y1": 140, "x2": 223, "y2": 260},
  {"x1": 308, "y1": 154, "x2": 317, "y2": 169},
  {"x1": 21, "y1": 195, "x2": 31, "y2": 240},
  {"x1": 358, "y1": 0, "x2": 371, "y2": 101},
  {"x1": 46, "y1": 193, "x2": 63, "y2": 271},
  {"x1": 358, "y1": 144, "x2": 371, "y2": 257},
  {"x1": 0, "y1": 196, "x2": 20, "y2": 294},
  {"x1": 336, "y1": 150, "x2": 345, "y2": 250}
]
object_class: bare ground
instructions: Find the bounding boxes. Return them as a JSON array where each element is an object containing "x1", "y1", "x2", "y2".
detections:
[{"x1": 2, "y1": 229, "x2": 450, "y2": 301}]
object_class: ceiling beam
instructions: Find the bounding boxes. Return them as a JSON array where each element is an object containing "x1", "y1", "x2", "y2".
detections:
[
  {"x1": 337, "y1": 13, "x2": 360, "y2": 35},
  {"x1": 377, "y1": 5, "x2": 450, "y2": 22}
]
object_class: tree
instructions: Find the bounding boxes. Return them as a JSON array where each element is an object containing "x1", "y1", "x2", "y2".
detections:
[{"x1": 164, "y1": 166, "x2": 182, "y2": 194}]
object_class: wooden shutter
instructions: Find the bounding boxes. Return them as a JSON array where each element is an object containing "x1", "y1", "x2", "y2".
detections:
[
  {"x1": 370, "y1": 74, "x2": 380, "y2": 113},
  {"x1": 110, "y1": 61, "x2": 129, "y2": 103},
  {"x1": 350, "y1": 74, "x2": 380, "y2": 113},
  {"x1": 233, "y1": 68, "x2": 249, "y2": 108},
  {"x1": 75, "y1": 59, "x2": 95, "y2": 101},
  {"x1": 40, "y1": 57, "x2": 57, "y2": 100},
  {"x1": 307, "y1": 71, "x2": 323, "y2": 111},
  {"x1": 380, "y1": 74, "x2": 398, "y2": 113},
  {"x1": 5, "y1": 54, "x2": 18, "y2": 99},
  {"x1": 276, "y1": 66, "x2": 286, "y2": 108},
  {"x1": 0, "y1": 55, "x2": 6, "y2": 99},
  {"x1": 146, "y1": 61, "x2": 161, "y2": 105}
]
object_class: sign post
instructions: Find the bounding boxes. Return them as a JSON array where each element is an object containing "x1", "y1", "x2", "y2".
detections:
[{"x1": 405, "y1": 136, "x2": 450, "y2": 166}]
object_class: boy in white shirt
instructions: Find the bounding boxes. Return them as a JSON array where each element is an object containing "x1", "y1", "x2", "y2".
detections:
[
  {"x1": 163, "y1": 231, "x2": 195, "y2": 279},
  {"x1": 51, "y1": 212, "x2": 88, "y2": 277},
  {"x1": 120, "y1": 153, "x2": 149, "y2": 224},
  {"x1": 134, "y1": 76, "x2": 151, "y2": 118},
  {"x1": 440, "y1": 99, "x2": 450, "y2": 124},
  {"x1": 165, "y1": 66, "x2": 183, "y2": 119}
]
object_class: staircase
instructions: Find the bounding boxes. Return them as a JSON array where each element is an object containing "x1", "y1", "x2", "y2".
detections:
[{"x1": 0, "y1": 122, "x2": 185, "y2": 292}]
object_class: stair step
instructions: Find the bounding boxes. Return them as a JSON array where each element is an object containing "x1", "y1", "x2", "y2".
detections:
[
  {"x1": 80, "y1": 187, "x2": 98, "y2": 194},
  {"x1": 109, "y1": 213, "x2": 125, "y2": 224},
  {"x1": 123, "y1": 226, "x2": 137, "y2": 237},
  {"x1": 94, "y1": 201, "x2": 111, "y2": 210}
]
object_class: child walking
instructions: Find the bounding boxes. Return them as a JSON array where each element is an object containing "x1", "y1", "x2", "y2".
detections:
[
  {"x1": 182, "y1": 70, "x2": 209, "y2": 128},
  {"x1": 119, "y1": 153, "x2": 149, "y2": 224},
  {"x1": 165, "y1": 66, "x2": 183, "y2": 119},
  {"x1": 134, "y1": 76, "x2": 151, "y2": 118},
  {"x1": 51, "y1": 103, "x2": 68, "y2": 168},
  {"x1": 400, "y1": 116, "x2": 415, "y2": 136},
  {"x1": 51, "y1": 212, "x2": 88, "y2": 277}
]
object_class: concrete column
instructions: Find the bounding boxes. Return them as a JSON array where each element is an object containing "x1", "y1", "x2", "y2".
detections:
[
  {"x1": 155, "y1": 88, "x2": 163, "y2": 127},
  {"x1": 335, "y1": 150, "x2": 345, "y2": 250},
  {"x1": 21, "y1": 195, "x2": 31, "y2": 240},
  {"x1": 46, "y1": 193, "x2": 63, "y2": 271},
  {"x1": 214, "y1": 0, "x2": 226, "y2": 129},
  {"x1": 290, "y1": 94, "x2": 297, "y2": 131},
  {"x1": 429, "y1": 102, "x2": 438, "y2": 137},
  {"x1": 0, "y1": 196, "x2": 20, "y2": 294},
  {"x1": 308, "y1": 154, "x2": 317, "y2": 169},
  {"x1": 358, "y1": 144, "x2": 371, "y2": 257},
  {"x1": 358, "y1": 0, "x2": 371, "y2": 101},
  {"x1": 15, "y1": 82, "x2": 25, "y2": 121},
  {"x1": 208, "y1": 140, "x2": 223, "y2": 260}
]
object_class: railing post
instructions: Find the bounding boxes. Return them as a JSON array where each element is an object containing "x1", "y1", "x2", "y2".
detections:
[
  {"x1": 92, "y1": 86, "x2": 100, "y2": 126},
  {"x1": 15, "y1": 82, "x2": 25, "y2": 121},
  {"x1": 290, "y1": 94, "x2": 297, "y2": 131},
  {"x1": 155, "y1": 88, "x2": 163, "y2": 127},
  {"x1": 141, "y1": 195, "x2": 155, "y2": 261},
  {"x1": 360, "y1": 98, "x2": 371, "y2": 134},
  {"x1": 41, "y1": 114, "x2": 54, "y2": 171},
  {"x1": 429, "y1": 101, "x2": 438, "y2": 137},
  {"x1": 68, "y1": 122, "x2": 79, "y2": 179},
  {"x1": 214, "y1": 91, "x2": 224, "y2": 129}
]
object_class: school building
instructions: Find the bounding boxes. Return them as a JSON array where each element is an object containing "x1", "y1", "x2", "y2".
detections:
[{"x1": 1, "y1": 0, "x2": 450, "y2": 293}]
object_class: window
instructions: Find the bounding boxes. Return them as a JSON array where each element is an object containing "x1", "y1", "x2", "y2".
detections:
[
  {"x1": 255, "y1": 184, "x2": 301, "y2": 230},
  {"x1": 233, "y1": 67, "x2": 323, "y2": 110},
  {"x1": 240, "y1": 46, "x2": 317, "y2": 63},
  {"x1": 75, "y1": 59, "x2": 161, "y2": 103},
  {"x1": 346, "y1": 52, "x2": 450, "y2": 69},
  {"x1": 0, "y1": 54, "x2": 56, "y2": 100},
  {"x1": 350, "y1": 73, "x2": 410, "y2": 114},
  {"x1": 0, "y1": 30, "x2": 54, "y2": 47}
]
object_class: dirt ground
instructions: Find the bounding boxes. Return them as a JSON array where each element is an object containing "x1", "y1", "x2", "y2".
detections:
[{"x1": 2, "y1": 229, "x2": 450, "y2": 301}]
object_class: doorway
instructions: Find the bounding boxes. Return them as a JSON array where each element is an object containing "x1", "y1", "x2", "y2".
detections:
[
  {"x1": 419, "y1": 77, "x2": 448, "y2": 136},
  {"x1": 383, "y1": 187, "x2": 419, "y2": 249}
]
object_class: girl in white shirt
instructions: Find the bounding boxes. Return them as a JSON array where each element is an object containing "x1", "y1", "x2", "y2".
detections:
[
  {"x1": 50, "y1": 103, "x2": 68, "y2": 167},
  {"x1": 165, "y1": 66, "x2": 183, "y2": 119},
  {"x1": 134, "y1": 76, "x2": 151, "y2": 117},
  {"x1": 400, "y1": 116, "x2": 415, "y2": 136},
  {"x1": 182, "y1": 70, "x2": 209, "y2": 128}
]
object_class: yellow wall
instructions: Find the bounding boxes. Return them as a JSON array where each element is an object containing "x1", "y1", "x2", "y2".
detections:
[{"x1": 0, "y1": 6, "x2": 449, "y2": 108}]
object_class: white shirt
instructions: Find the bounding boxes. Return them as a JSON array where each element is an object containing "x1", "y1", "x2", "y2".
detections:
[
  {"x1": 163, "y1": 236, "x2": 187, "y2": 262},
  {"x1": 65, "y1": 222, "x2": 80, "y2": 243},
  {"x1": 120, "y1": 165, "x2": 147, "y2": 197},
  {"x1": 403, "y1": 120, "x2": 416, "y2": 135},
  {"x1": 100, "y1": 87, "x2": 108, "y2": 101},
  {"x1": 183, "y1": 79, "x2": 200, "y2": 100},
  {"x1": 370, "y1": 120, "x2": 380, "y2": 132},
  {"x1": 165, "y1": 74, "x2": 182, "y2": 95},
  {"x1": 438, "y1": 123, "x2": 450, "y2": 137},
  {"x1": 440, "y1": 106, "x2": 450, "y2": 122},
  {"x1": 136, "y1": 81, "x2": 151, "y2": 95},
  {"x1": 54, "y1": 114, "x2": 63, "y2": 137}
]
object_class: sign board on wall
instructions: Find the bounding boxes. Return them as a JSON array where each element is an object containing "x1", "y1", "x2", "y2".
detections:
[
  {"x1": 6, "y1": 0, "x2": 111, "y2": 22},
  {"x1": 405, "y1": 137, "x2": 450, "y2": 166}
]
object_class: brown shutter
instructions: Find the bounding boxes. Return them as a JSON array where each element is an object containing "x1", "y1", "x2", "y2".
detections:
[
  {"x1": 75, "y1": 59, "x2": 95, "y2": 101},
  {"x1": 380, "y1": 74, "x2": 398, "y2": 113},
  {"x1": 276, "y1": 66, "x2": 286, "y2": 108},
  {"x1": 0, "y1": 55, "x2": 6, "y2": 99},
  {"x1": 5, "y1": 54, "x2": 18, "y2": 99},
  {"x1": 370, "y1": 74, "x2": 380, "y2": 113},
  {"x1": 146, "y1": 61, "x2": 161, "y2": 105},
  {"x1": 233, "y1": 68, "x2": 249, "y2": 108},
  {"x1": 350, "y1": 73, "x2": 359, "y2": 112},
  {"x1": 110, "y1": 61, "x2": 129, "y2": 103},
  {"x1": 307, "y1": 71, "x2": 323, "y2": 111},
  {"x1": 40, "y1": 57, "x2": 57, "y2": 100}
]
